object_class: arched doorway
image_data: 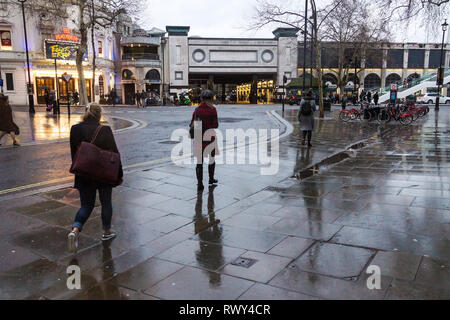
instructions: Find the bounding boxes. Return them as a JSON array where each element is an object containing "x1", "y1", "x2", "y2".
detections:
[
  {"x1": 145, "y1": 69, "x2": 161, "y2": 95},
  {"x1": 386, "y1": 73, "x2": 401, "y2": 87},
  {"x1": 98, "y1": 75, "x2": 105, "y2": 99},
  {"x1": 122, "y1": 69, "x2": 136, "y2": 105},
  {"x1": 364, "y1": 73, "x2": 381, "y2": 90}
]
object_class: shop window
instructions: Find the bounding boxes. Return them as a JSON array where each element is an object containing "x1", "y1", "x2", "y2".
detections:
[
  {"x1": 5, "y1": 73, "x2": 14, "y2": 91},
  {"x1": 0, "y1": 30, "x2": 12, "y2": 50}
]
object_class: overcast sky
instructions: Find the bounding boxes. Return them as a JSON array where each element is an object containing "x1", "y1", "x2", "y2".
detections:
[{"x1": 141, "y1": 0, "x2": 444, "y2": 43}]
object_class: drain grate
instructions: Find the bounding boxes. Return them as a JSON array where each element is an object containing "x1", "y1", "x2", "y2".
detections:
[{"x1": 231, "y1": 257, "x2": 258, "y2": 268}]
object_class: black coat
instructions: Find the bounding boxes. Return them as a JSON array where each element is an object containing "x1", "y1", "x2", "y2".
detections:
[{"x1": 70, "y1": 117, "x2": 123, "y2": 189}]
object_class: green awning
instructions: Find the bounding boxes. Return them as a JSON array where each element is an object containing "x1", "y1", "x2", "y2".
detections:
[{"x1": 287, "y1": 76, "x2": 320, "y2": 88}]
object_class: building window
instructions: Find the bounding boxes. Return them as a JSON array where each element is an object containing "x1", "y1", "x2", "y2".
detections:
[
  {"x1": 408, "y1": 49, "x2": 425, "y2": 68},
  {"x1": 99, "y1": 75, "x2": 104, "y2": 98},
  {"x1": 175, "y1": 71, "x2": 183, "y2": 80},
  {"x1": 0, "y1": 30, "x2": 12, "y2": 50},
  {"x1": 98, "y1": 40, "x2": 103, "y2": 56},
  {"x1": 364, "y1": 73, "x2": 381, "y2": 89},
  {"x1": 386, "y1": 49, "x2": 404, "y2": 68},
  {"x1": 5, "y1": 73, "x2": 14, "y2": 91}
]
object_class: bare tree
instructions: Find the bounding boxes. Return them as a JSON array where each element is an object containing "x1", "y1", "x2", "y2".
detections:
[
  {"x1": 251, "y1": 0, "x2": 341, "y2": 117},
  {"x1": 252, "y1": 0, "x2": 390, "y2": 117},
  {"x1": 322, "y1": 0, "x2": 390, "y2": 94},
  {"x1": 377, "y1": 0, "x2": 450, "y2": 36}
]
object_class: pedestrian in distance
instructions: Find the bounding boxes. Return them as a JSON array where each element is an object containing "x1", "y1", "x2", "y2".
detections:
[
  {"x1": 374, "y1": 91, "x2": 379, "y2": 106},
  {"x1": 298, "y1": 89, "x2": 316, "y2": 148},
  {"x1": 341, "y1": 95, "x2": 347, "y2": 111},
  {"x1": 0, "y1": 93, "x2": 20, "y2": 147},
  {"x1": 110, "y1": 90, "x2": 117, "y2": 106},
  {"x1": 67, "y1": 103, "x2": 123, "y2": 253},
  {"x1": 73, "y1": 91, "x2": 79, "y2": 106},
  {"x1": 190, "y1": 90, "x2": 219, "y2": 192},
  {"x1": 367, "y1": 91, "x2": 372, "y2": 104},
  {"x1": 135, "y1": 91, "x2": 141, "y2": 107},
  {"x1": 360, "y1": 89, "x2": 366, "y2": 103}
]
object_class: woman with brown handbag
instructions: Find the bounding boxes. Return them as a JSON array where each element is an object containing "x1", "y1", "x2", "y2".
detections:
[
  {"x1": 0, "y1": 93, "x2": 20, "y2": 147},
  {"x1": 67, "y1": 103, "x2": 123, "y2": 253}
]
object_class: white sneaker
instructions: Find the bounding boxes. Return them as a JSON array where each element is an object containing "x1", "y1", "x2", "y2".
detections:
[
  {"x1": 67, "y1": 231, "x2": 79, "y2": 253},
  {"x1": 101, "y1": 231, "x2": 117, "y2": 242}
]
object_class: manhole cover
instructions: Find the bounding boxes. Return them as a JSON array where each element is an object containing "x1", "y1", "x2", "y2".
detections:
[
  {"x1": 231, "y1": 257, "x2": 258, "y2": 268},
  {"x1": 158, "y1": 141, "x2": 179, "y2": 145}
]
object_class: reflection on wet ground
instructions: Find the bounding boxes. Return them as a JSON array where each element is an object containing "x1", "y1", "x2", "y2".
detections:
[
  {"x1": 3, "y1": 112, "x2": 132, "y2": 144},
  {"x1": 0, "y1": 109, "x2": 449, "y2": 300}
]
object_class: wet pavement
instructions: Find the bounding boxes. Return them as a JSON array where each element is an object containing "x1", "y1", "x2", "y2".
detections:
[
  {"x1": 0, "y1": 106, "x2": 449, "y2": 300},
  {"x1": 0, "y1": 105, "x2": 279, "y2": 193}
]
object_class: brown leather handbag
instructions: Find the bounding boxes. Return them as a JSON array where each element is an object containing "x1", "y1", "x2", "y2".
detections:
[{"x1": 70, "y1": 126, "x2": 121, "y2": 185}]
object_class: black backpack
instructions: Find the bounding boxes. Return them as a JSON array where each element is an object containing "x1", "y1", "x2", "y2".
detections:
[{"x1": 301, "y1": 100, "x2": 313, "y2": 116}]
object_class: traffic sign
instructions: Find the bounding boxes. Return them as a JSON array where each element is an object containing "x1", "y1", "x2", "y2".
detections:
[{"x1": 62, "y1": 73, "x2": 72, "y2": 82}]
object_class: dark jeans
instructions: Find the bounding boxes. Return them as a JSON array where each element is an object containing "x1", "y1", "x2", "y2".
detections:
[
  {"x1": 302, "y1": 130, "x2": 312, "y2": 143},
  {"x1": 73, "y1": 185, "x2": 113, "y2": 232}
]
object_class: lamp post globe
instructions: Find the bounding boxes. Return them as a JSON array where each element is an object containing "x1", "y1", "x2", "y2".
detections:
[{"x1": 18, "y1": 0, "x2": 35, "y2": 113}]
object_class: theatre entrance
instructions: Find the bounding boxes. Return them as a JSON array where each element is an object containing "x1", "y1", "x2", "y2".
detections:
[{"x1": 188, "y1": 73, "x2": 276, "y2": 104}]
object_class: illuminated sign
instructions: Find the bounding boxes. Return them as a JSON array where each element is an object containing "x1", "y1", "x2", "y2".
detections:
[
  {"x1": 45, "y1": 40, "x2": 88, "y2": 61},
  {"x1": 55, "y1": 28, "x2": 79, "y2": 42}
]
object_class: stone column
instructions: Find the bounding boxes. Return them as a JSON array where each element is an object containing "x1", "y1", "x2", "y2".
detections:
[
  {"x1": 424, "y1": 46, "x2": 430, "y2": 74},
  {"x1": 402, "y1": 47, "x2": 409, "y2": 81}
]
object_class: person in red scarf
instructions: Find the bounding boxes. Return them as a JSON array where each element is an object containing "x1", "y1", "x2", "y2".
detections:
[{"x1": 190, "y1": 90, "x2": 219, "y2": 191}]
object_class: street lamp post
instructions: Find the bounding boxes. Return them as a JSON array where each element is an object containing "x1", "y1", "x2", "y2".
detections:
[
  {"x1": 302, "y1": 0, "x2": 308, "y2": 94},
  {"x1": 18, "y1": 0, "x2": 35, "y2": 113},
  {"x1": 436, "y1": 19, "x2": 448, "y2": 112}
]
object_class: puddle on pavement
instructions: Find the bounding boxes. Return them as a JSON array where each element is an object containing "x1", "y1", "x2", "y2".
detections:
[
  {"x1": 12, "y1": 113, "x2": 133, "y2": 142},
  {"x1": 293, "y1": 141, "x2": 369, "y2": 181}
]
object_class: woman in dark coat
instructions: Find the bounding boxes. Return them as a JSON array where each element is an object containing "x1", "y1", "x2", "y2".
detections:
[
  {"x1": 298, "y1": 89, "x2": 316, "y2": 148},
  {"x1": 67, "y1": 103, "x2": 123, "y2": 253},
  {"x1": 190, "y1": 90, "x2": 219, "y2": 191},
  {"x1": 0, "y1": 94, "x2": 20, "y2": 146}
]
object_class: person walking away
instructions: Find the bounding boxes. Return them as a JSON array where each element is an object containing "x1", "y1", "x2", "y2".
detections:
[
  {"x1": 0, "y1": 93, "x2": 20, "y2": 146},
  {"x1": 335, "y1": 93, "x2": 339, "y2": 104},
  {"x1": 360, "y1": 89, "x2": 366, "y2": 103},
  {"x1": 67, "y1": 103, "x2": 123, "y2": 252},
  {"x1": 44, "y1": 89, "x2": 51, "y2": 110},
  {"x1": 135, "y1": 91, "x2": 141, "y2": 107},
  {"x1": 110, "y1": 90, "x2": 117, "y2": 106},
  {"x1": 374, "y1": 91, "x2": 379, "y2": 106},
  {"x1": 190, "y1": 90, "x2": 219, "y2": 191},
  {"x1": 73, "y1": 91, "x2": 79, "y2": 106},
  {"x1": 341, "y1": 95, "x2": 347, "y2": 111},
  {"x1": 298, "y1": 89, "x2": 316, "y2": 148},
  {"x1": 141, "y1": 90, "x2": 147, "y2": 107},
  {"x1": 367, "y1": 91, "x2": 372, "y2": 104}
]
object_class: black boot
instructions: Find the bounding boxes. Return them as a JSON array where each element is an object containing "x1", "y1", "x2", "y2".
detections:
[
  {"x1": 196, "y1": 164, "x2": 204, "y2": 191},
  {"x1": 208, "y1": 163, "x2": 218, "y2": 185}
]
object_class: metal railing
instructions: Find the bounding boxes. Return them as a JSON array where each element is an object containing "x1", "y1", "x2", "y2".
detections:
[{"x1": 122, "y1": 53, "x2": 160, "y2": 61}]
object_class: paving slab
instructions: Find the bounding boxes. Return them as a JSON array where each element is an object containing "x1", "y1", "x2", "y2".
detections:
[
  {"x1": 219, "y1": 251, "x2": 292, "y2": 283},
  {"x1": 369, "y1": 251, "x2": 422, "y2": 281},
  {"x1": 294, "y1": 243, "x2": 374, "y2": 278},
  {"x1": 238, "y1": 283, "x2": 320, "y2": 300},
  {"x1": 156, "y1": 239, "x2": 245, "y2": 272},
  {"x1": 144, "y1": 266, "x2": 255, "y2": 300}
]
